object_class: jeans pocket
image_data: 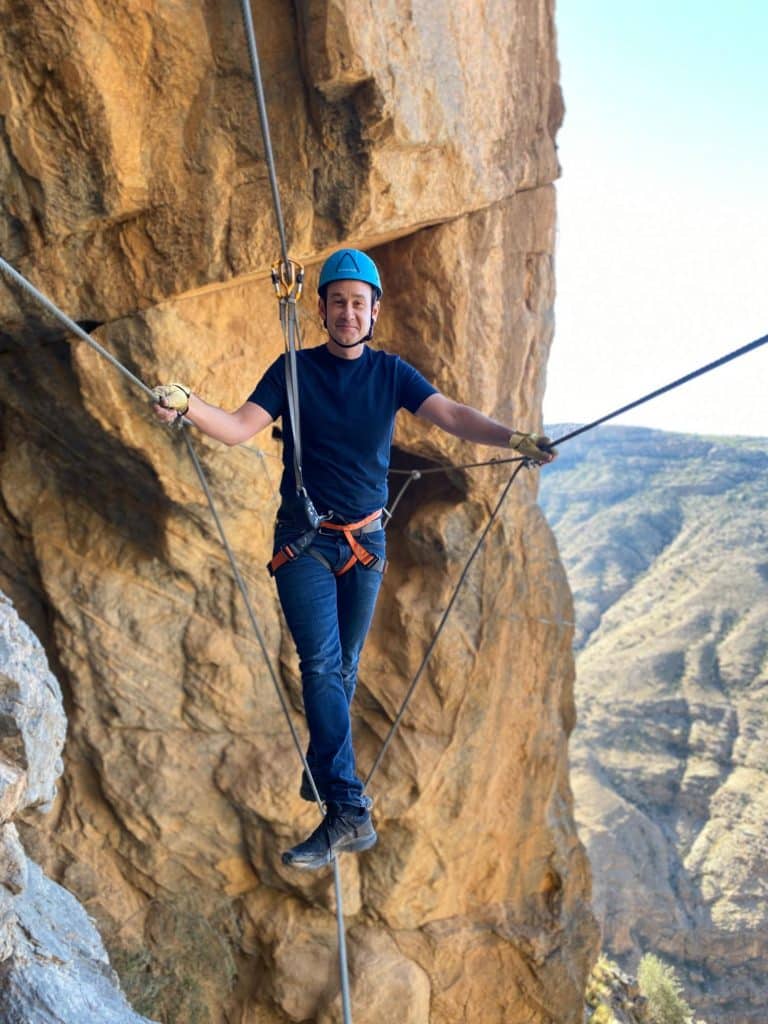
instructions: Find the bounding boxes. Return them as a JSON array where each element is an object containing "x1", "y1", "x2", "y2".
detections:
[
  {"x1": 361, "y1": 528, "x2": 386, "y2": 554},
  {"x1": 359, "y1": 530, "x2": 386, "y2": 573}
]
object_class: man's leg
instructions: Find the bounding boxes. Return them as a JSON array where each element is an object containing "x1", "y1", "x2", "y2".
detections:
[
  {"x1": 275, "y1": 530, "x2": 383, "y2": 869},
  {"x1": 337, "y1": 529, "x2": 386, "y2": 708},
  {"x1": 336, "y1": 530, "x2": 386, "y2": 813},
  {"x1": 274, "y1": 540, "x2": 363, "y2": 808},
  {"x1": 299, "y1": 561, "x2": 382, "y2": 802}
]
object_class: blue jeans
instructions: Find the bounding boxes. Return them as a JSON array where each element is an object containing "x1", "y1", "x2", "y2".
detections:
[{"x1": 273, "y1": 524, "x2": 386, "y2": 808}]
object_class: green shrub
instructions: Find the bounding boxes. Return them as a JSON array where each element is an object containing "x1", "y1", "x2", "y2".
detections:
[
  {"x1": 108, "y1": 896, "x2": 238, "y2": 1024},
  {"x1": 638, "y1": 953, "x2": 694, "y2": 1024}
]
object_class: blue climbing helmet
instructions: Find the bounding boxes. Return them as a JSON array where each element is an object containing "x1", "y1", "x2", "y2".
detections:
[{"x1": 317, "y1": 248, "x2": 382, "y2": 299}]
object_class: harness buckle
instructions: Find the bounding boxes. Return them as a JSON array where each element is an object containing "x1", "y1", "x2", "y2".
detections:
[{"x1": 359, "y1": 550, "x2": 381, "y2": 570}]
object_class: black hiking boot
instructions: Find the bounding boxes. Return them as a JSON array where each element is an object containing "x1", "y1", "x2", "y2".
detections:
[
  {"x1": 299, "y1": 770, "x2": 373, "y2": 810},
  {"x1": 282, "y1": 803, "x2": 377, "y2": 870}
]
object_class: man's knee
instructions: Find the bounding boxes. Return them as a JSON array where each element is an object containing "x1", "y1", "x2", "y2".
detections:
[{"x1": 299, "y1": 654, "x2": 344, "y2": 691}]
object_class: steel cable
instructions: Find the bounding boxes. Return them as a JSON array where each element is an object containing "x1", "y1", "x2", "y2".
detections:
[
  {"x1": 1, "y1": 245, "x2": 342, "y2": 1005},
  {"x1": 365, "y1": 461, "x2": 526, "y2": 788},
  {"x1": 233, "y1": 8, "x2": 356, "y2": 1019},
  {"x1": 0, "y1": 252, "x2": 324, "y2": 788},
  {"x1": 0, "y1": 255, "x2": 155, "y2": 399}
]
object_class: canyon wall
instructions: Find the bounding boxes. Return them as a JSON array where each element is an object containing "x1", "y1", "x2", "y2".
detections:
[{"x1": 0, "y1": 2, "x2": 597, "y2": 1021}]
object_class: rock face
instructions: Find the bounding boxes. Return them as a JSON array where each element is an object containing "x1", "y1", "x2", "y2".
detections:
[
  {"x1": 540, "y1": 426, "x2": 768, "y2": 1024},
  {"x1": 0, "y1": 592, "x2": 156, "y2": 1024},
  {"x1": 0, "y1": 0, "x2": 562, "y2": 322},
  {"x1": 0, "y1": 3, "x2": 596, "y2": 1022}
]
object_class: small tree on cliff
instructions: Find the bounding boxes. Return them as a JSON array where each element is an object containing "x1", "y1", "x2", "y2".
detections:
[{"x1": 638, "y1": 953, "x2": 694, "y2": 1024}]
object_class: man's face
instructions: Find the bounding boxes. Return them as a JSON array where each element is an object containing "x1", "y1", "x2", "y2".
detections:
[{"x1": 319, "y1": 279, "x2": 380, "y2": 346}]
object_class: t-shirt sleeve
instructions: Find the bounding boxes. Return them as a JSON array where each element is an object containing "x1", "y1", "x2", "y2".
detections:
[
  {"x1": 396, "y1": 356, "x2": 438, "y2": 413},
  {"x1": 247, "y1": 354, "x2": 286, "y2": 420}
]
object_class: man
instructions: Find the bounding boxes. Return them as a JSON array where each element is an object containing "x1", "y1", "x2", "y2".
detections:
[{"x1": 152, "y1": 248, "x2": 554, "y2": 871}]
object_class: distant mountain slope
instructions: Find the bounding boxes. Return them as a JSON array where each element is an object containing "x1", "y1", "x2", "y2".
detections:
[{"x1": 539, "y1": 425, "x2": 768, "y2": 1024}]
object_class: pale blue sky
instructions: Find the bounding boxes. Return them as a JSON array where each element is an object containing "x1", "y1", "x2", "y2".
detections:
[{"x1": 545, "y1": 1, "x2": 767, "y2": 437}]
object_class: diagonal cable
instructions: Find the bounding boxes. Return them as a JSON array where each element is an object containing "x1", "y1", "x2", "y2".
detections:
[
  {"x1": 181, "y1": 432, "x2": 323, "y2": 802},
  {"x1": 0, "y1": 256, "x2": 154, "y2": 399},
  {"x1": 0, "y1": 254, "x2": 325, "y2": 808},
  {"x1": 365, "y1": 461, "x2": 526, "y2": 788}
]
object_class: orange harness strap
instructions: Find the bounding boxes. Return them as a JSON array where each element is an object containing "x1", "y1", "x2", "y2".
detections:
[
  {"x1": 268, "y1": 545, "x2": 296, "y2": 575},
  {"x1": 318, "y1": 510, "x2": 383, "y2": 576}
]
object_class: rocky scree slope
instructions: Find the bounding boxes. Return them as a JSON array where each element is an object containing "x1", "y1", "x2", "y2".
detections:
[{"x1": 540, "y1": 424, "x2": 768, "y2": 1024}]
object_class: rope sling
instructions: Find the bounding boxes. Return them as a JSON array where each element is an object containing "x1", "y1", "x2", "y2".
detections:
[
  {"x1": 2, "y1": 2, "x2": 767, "y2": 1017},
  {"x1": 234, "y1": 8, "x2": 359, "y2": 1012}
]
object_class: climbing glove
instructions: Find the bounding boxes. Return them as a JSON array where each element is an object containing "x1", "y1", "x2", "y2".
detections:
[
  {"x1": 151, "y1": 383, "x2": 191, "y2": 416},
  {"x1": 507, "y1": 431, "x2": 556, "y2": 464}
]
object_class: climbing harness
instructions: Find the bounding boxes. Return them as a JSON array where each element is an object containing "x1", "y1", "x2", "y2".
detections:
[
  {"x1": 267, "y1": 509, "x2": 385, "y2": 577},
  {"x1": 317, "y1": 511, "x2": 386, "y2": 575},
  {"x1": 267, "y1": 522, "x2": 319, "y2": 576}
]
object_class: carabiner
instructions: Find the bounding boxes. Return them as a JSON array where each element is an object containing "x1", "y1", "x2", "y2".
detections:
[{"x1": 271, "y1": 257, "x2": 304, "y2": 301}]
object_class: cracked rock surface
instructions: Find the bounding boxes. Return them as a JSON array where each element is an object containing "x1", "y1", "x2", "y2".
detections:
[{"x1": 0, "y1": 592, "x2": 155, "y2": 1023}]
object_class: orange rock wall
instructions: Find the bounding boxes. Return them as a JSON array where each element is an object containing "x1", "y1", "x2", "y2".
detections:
[{"x1": 0, "y1": 2, "x2": 597, "y2": 1021}]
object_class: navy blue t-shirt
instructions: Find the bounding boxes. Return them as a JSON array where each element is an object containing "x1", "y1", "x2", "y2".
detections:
[{"x1": 248, "y1": 344, "x2": 437, "y2": 521}]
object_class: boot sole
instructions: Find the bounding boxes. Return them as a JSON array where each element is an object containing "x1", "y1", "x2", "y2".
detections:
[
  {"x1": 282, "y1": 830, "x2": 377, "y2": 870},
  {"x1": 334, "y1": 830, "x2": 378, "y2": 855}
]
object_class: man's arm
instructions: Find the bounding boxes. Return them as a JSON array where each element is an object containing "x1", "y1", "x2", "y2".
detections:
[
  {"x1": 153, "y1": 390, "x2": 274, "y2": 446},
  {"x1": 416, "y1": 393, "x2": 516, "y2": 445},
  {"x1": 415, "y1": 393, "x2": 555, "y2": 462}
]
